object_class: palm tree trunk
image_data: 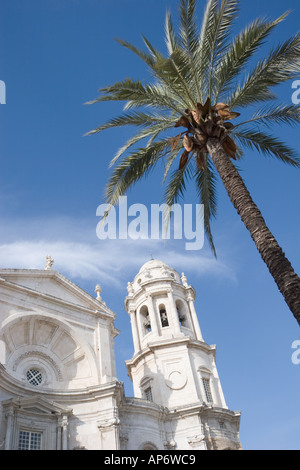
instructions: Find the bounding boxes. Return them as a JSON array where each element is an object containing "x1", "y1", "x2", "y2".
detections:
[{"x1": 207, "y1": 137, "x2": 300, "y2": 327}]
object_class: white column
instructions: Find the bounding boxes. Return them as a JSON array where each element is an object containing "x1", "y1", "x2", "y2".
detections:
[
  {"x1": 136, "y1": 308, "x2": 146, "y2": 343},
  {"x1": 61, "y1": 415, "x2": 68, "y2": 450},
  {"x1": 147, "y1": 294, "x2": 159, "y2": 337},
  {"x1": 167, "y1": 289, "x2": 181, "y2": 336},
  {"x1": 56, "y1": 424, "x2": 62, "y2": 450},
  {"x1": 4, "y1": 409, "x2": 14, "y2": 450},
  {"x1": 187, "y1": 293, "x2": 203, "y2": 341},
  {"x1": 129, "y1": 310, "x2": 140, "y2": 353}
]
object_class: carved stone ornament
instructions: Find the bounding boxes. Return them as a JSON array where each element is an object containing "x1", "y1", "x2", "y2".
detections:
[
  {"x1": 181, "y1": 272, "x2": 188, "y2": 287},
  {"x1": 187, "y1": 434, "x2": 205, "y2": 447},
  {"x1": 97, "y1": 417, "x2": 120, "y2": 429},
  {"x1": 127, "y1": 282, "x2": 134, "y2": 295},
  {"x1": 164, "y1": 439, "x2": 176, "y2": 450},
  {"x1": 45, "y1": 255, "x2": 54, "y2": 270},
  {"x1": 95, "y1": 284, "x2": 102, "y2": 300},
  {"x1": 161, "y1": 267, "x2": 169, "y2": 277},
  {"x1": 165, "y1": 370, "x2": 187, "y2": 390}
]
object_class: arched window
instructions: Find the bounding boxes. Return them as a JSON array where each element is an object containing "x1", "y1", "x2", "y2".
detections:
[
  {"x1": 139, "y1": 442, "x2": 158, "y2": 450},
  {"x1": 159, "y1": 304, "x2": 169, "y2": 327}
]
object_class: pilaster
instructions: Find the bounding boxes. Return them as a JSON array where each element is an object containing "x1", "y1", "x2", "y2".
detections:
[{"x1": 186, "y1": 291, "x2": 203, "y2": 341}]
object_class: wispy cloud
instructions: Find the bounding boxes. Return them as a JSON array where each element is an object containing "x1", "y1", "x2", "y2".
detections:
[{"x1": 0, "y1": 216, "x2": 237, "y2": 289}]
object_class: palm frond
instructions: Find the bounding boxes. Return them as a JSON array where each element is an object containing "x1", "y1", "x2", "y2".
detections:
[
  {"x1": 197, "y1": 0, "x2": 239, "y2": 100},
  {"x1": 142, "y1": 36, "x2": 164, "y2": 62},
  {"x1": 163, "y1": 159, "x2": 194, "y2": 239},
  {"x1": 179, "y1": 0, "x2": 199, "y2": 54},
  {"x1": 165, "y1": 10, "x2": 179, "y2": 56},
  {"x1": 85, "y1": 78, "x2": 148, "y2": 105},
  {"x1": 164, "y1": 159, "x2": 193, "y2": 207},
  {"x1": 163, "y1": 138, "x2": 183, "y2": 183},
  {"x1": 197, "y1": 0, "x2": 219, "y2": 98},
  {"x1": 114, "y1": 38, "x2": 156, "y2": 68},
  {"x1": 194, "y1": 158, "x2": 217, "y2": 256},
  {"x1": 85, "y1": 110, "x2": 176, "y2": 136},
  {"x1": 158, "y1": 50, "x2": 197, "y2": 108},
  {"x1": 109, "y1": 120, "x2": 175, "y2": 167},
  {"x1": 86, "y1": 75, "x2": 185, "y2": 114},
  {"x1": 116, "y1": 36, "x2": 195, "y2": 110},
  {"x1": 232, "y1": 128, "x2": 300, "y2": 167},
  {"x1": 233, "y1": 104, "x2": 300, "y2": 130},
  {"x1": 178, "y1": 0, "x2": 202, "y2": 102},
  {"x1": 124, "y1": 82, "x2": 187, "y2": 113},
  {"x1": 228, "y1": 32, "x2": 300, "y2": 108},
  {"x1": 90, "y1": 77, "x2": 184, "y2": 113},
  {"x1": 105, "y1": 139, "x2": 171, "y2": 206},
  {"x1": 207, "y1": 0, "x2": 239, "y2": 99},
  {"x1": 213, "y1": 12, "x2": 290, "y2": 101}
]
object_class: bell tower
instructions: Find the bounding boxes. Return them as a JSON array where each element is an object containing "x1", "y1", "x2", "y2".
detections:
[{"x1": 125, "y1": 260, "x2": 228, "y2": 410}]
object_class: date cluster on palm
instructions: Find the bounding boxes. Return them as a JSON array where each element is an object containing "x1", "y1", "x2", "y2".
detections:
[{"x1": 173, "y1": 99, "x2": 240, "y2": 171}]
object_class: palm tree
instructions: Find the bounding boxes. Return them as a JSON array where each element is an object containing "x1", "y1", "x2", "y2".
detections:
[{"x1": 86, "y1": 0, "x2": 300, "y2": 326}]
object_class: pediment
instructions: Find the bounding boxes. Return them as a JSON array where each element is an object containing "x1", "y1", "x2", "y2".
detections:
[
  {"x1": 26, "y1": 407, "x2": 48, "y2": 414},
  {"x1": 3, "y1": 396, "x2": 72, "y2": 416},
  {"x1": 0, "y1": 269, "x2": 113, "y2": 316}
]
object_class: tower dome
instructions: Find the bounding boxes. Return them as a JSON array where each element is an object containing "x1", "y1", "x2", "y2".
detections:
[
  {"x1": 138, "y1": 259, "x2": 170, "y2": 272},
  {"x1": 128, "y1": 259, "x2": 181, "y2": 294}
]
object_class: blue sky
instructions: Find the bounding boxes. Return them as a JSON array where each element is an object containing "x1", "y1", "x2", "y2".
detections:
[{"x1": 1, "y1": 0, "x2": 300, "y2": 450}]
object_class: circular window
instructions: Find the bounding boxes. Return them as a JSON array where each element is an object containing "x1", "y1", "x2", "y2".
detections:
[{"x1": 26, "y1": 368, "x2": 43, "y2": 386}]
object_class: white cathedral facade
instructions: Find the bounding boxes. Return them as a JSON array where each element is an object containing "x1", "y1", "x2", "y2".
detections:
[{"x1": 0, "y1": 258, "x2": 242, "y2": 450}]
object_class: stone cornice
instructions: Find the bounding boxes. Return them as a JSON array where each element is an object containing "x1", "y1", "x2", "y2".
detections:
[
  {"x1": 121, "y1": 397, "x2": 168, "y2": 419},
  {"x1": 120, "y1": 398, "x2": 240, "y2": 426},
  {"x1": 201, "y1": 405, "x2": 241, "y2": 424},
  {"x1": 125, "y1": 337, "x2": 216, "y2": 379},
  {"x1": 0, "y1": 364, "x2": 124, "y2": 404},
  {"x1": 124, "y1": 279, "x2": 196, "y2": 311}
]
